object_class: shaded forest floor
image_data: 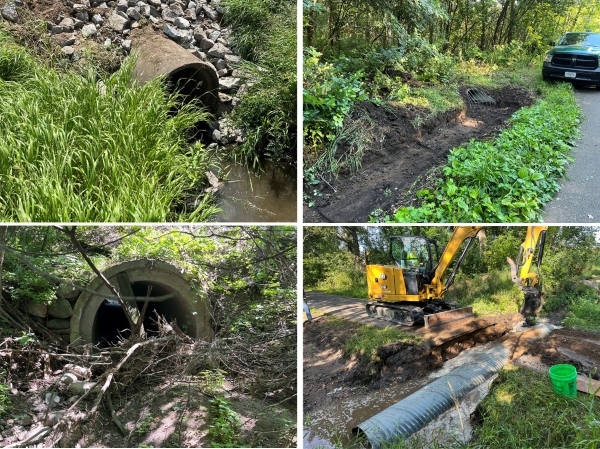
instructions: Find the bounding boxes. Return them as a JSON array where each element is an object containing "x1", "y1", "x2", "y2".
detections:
[
  {"x1": 0, "y1": 328, "x2": 296, "y2": 448},
  {"x1": 304, "y1": 85, "x2": 535, "y2": 223}
]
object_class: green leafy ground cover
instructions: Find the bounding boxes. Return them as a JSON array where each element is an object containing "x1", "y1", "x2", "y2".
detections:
[
  {"x1": 389, "y1": 82, "x2": 580, "y2": 222},
  {"x1": 0, "y1": 34, "x2": 217, "y2": 222}
]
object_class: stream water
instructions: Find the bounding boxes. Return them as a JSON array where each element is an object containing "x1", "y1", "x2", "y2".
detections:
[{"x1": 215, "y1": 162, "x2": 297, "y2": 222}]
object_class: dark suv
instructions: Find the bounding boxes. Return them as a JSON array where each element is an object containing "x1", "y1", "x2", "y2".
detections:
[{"x1": 543, "y1": 32, "x2": 600, "y2": 88}]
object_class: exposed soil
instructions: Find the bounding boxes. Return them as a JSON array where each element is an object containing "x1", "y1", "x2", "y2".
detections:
[
  {"x1": 304, "y1": 85, "x2": 535, "y2": 223},
  {"x1": 517, "y1": 328, "x2": 600, "y2": 380},
  {"x1": 303, "y1": 313, "x2": 516, "y2": 414}
]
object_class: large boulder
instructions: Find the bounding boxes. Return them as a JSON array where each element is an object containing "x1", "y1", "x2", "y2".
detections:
[
  {"x1": 46, "y1": 318, "x2": 70, "y2": 330},
  {"x1": 0, "y1": 2, "x2": 19, "y2": 23},
  {"x1": 24, "y1": 300, "x2": 47, "y2": 318},
  {"x1": 107, "y1": 12, "x2": 130, "y2": 32},
  {"x1": 48, "y1": 296, "x2": 73, "y2": 319}
]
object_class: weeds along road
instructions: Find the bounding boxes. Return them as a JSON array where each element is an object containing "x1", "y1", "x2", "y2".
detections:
[{"x1": 544, "y1": 87, "x2": 600, "y2": 222}]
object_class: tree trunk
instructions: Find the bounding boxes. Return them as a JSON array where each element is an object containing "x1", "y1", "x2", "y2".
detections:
[
  {"x1": 493, "y1": 0, "x2": 511, "y2": 46},
  {"x1": 339, "y1": 227, "x2": 360, "y2": 257}
]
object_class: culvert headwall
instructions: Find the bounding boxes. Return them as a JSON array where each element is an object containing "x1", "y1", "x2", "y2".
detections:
[{"x1": 70, "y1": 259, "x2": 213, "y2": 346}]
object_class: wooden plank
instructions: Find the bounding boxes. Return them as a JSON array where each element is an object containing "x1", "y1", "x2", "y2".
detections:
[
  {"x1": 424, "y1": 306, "x2": 473, "y2": 328},
  {"x1": 577, "y1": 375, "x2": 600, "y2": 397}
]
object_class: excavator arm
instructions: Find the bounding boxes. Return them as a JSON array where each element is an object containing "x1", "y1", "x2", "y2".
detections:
[
  {"x1": 507, "y1": 226, "x2": 548, "y2": 325},
  {"x1": 429, "y1": 226, "x2": 486, "y2": 298}
]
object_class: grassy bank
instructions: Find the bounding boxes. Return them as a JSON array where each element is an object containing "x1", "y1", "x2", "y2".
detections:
[
  {"x1": 308, "y1": 314, "x2": 422, "y2": 364},
  {"x1": 221, "y1": 0, "x2": 296, "y2": 166},
  {"x1": 470, "y1": 365, "x2": 600, "y2": 448},
  {"x1": 445, "y1": 271, "x2": 522, "y2": 317},
  {"x1": 0, "y1": 34, "x2": 217, "y2": 222}
]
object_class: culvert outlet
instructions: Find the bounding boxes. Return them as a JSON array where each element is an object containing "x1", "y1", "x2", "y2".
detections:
[
  {"x1": 71, "y1": 259, "x2": 213, "y2": 347},
  {"x1": 132, "y1": 31, "x2": 219, "y2": 115},
  {"x1": 353, "y1": 325, "x2": 554, "y2": 448}
]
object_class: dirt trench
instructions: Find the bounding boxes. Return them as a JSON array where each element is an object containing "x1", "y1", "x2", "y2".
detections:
[
  {"x1": 304, "y1": 85, "x2": 535, "y2": 223},
  {"x1": 303, "y1": 313, "x2": 517, "y2": 415},
  {"x1": 304, "y1": 301, "x2": 600, "y2": 447}
]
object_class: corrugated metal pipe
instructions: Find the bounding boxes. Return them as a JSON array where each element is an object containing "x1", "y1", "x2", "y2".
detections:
[{"x1": 353, "y1": 325, "x2": 553, "y2": 448}]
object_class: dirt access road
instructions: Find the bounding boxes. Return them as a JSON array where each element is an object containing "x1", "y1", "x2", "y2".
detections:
[
  {"x1": 304, "y1": 86, "x2": 534, "y2": 223},
  {"x1": 543, "y1": 87, "x2": 600, "y2": 222}
]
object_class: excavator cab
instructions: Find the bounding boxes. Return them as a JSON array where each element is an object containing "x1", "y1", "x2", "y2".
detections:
[{"x1": 390, "y1": 236, "x2": 439, "y2": 287}]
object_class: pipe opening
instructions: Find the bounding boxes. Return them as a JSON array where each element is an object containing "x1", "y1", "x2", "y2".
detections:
[
  {"x1": 167, "y1": 65, "x2": 217, "y2": 111},
  {"x1": 92, "y1": 280, "x2": 197, "y2": 348}
]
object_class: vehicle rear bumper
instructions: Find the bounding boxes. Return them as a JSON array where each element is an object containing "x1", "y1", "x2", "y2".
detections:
[{"x1": 543, "y1": 63, "x2": 600, "y2": 85}]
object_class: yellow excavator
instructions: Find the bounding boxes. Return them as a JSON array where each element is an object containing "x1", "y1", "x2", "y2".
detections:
[{"x1": 365, "y1": 226, "x2": 548, "y2": 327}]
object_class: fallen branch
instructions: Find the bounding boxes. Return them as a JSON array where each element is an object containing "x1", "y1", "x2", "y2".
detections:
[{"x1": 106, "y1": 392, "x2": 127, "y2": 436}]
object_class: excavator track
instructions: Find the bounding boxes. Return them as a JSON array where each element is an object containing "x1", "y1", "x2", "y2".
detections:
[
  {"x1": 366, "y1": 302, "x2": 425, "y2": 326},
  {"x1": 366, "y1": 301, "x2": 474, "y2": 327}
]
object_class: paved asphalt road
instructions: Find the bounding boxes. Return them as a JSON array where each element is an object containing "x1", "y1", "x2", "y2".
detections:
[{"x1": 543, "y1": 87, "x2": 600, "y2": 222}]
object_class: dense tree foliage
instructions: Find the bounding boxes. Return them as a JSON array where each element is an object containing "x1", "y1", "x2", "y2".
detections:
[
  {"x1": 305, "y1": 0, "x2": 600, "y2": 59},
  {"x1": 304, "y1": 226, "x2": 600, "y2": 298}
]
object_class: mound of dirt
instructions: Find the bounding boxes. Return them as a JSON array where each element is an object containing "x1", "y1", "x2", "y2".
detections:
[
  {"x1": 304, "y1": 85, "x2": 535, "y2": 223},
  {"x1": 303, "y1": 313, "x2": 515, "y2": 413},
  {"x1": 518, "y1": 328, "x2": 600, "y2": 380}
]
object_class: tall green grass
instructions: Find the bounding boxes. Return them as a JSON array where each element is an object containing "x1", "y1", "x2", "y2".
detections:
[
  {"x1": 221, "y1": 0, "x2": 296, "y2": 165},
  {"x1": 471, "y1": 365, "x2": 600, "y2": 448},
  {"x1": 445, "y1": 271, "x2": 523, "y2": 316},
  {"x1": 0, "y1": 381, "x2": 10, "y2": 418},
  {"x1": 344, "y1": 325, "x2": 423, "y2": 364},
  {"x1": 563, "y1": 296, "x2": 600, "y2": 332},
  {"x1": 313, "y1": 266, "x2": 367, "y2": 299},
  {"x1": 0, "y1": 36, "x2": 218, "y2": 222}
]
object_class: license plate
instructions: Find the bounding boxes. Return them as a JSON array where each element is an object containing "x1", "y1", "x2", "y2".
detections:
[{"x1": 565, "y1": 71, "x2": 577, "y2": 78}]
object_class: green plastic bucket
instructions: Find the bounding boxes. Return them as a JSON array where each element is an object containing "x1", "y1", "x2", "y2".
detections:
[{"x1": 548, "y1": 364, "x2": 577, "y2": 398}]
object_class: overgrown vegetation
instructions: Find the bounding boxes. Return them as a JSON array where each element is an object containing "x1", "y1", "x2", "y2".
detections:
[
  {"x1": 0, "y1": 377, "x2": 10, "y2": 418},
  {"x1": 208, "y1": 396, "x2": 244, "y2": 447},
  {"x1": 0, "y1": 33, "x2": 217, "y2": 222},
  {"x1": 0, "y1": 226, "x2": 296, "y2": 447},
  {"x1": 303, "y1": 0, "x2": 599, "y2": 218},
  {"x1": 221, "y1": 0, "x2": 296, "y2": 166},
  {"x1": 390, "y1": 82, "x2": 580, "y2": 222}
]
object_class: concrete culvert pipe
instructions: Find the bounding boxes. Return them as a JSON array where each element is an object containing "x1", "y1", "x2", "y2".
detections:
[
  {"x1": 70, "y1": 259, "x2": 213, "y2": 347},
  {"x1": 132, "y1": 31, "x2": 219, "y2": 115}
]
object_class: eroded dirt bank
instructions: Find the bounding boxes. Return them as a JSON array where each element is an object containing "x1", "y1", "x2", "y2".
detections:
[
  {"x1": 304, "y1": 85, "x2": 535, "y2": 223},
  {"x1": 303, "y1": 314, "x2": 515, "y2": 416}
]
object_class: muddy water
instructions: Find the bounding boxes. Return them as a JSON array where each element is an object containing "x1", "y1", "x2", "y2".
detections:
[
  {"x1": 304, "y1": 339, "x2": 510, "y2": 448},
  {"x1": 303, "y1": 378, "x2": 431, "y2": 449},
  {"x1": 215, "y1": 162, "x2": 297, "y2": 222}
]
